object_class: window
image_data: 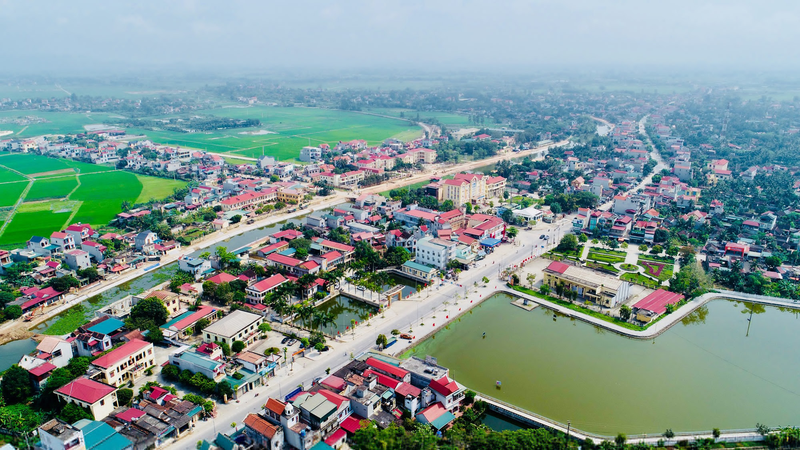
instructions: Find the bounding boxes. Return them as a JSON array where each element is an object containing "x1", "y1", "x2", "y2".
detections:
[{"x1": 100, "y1": 399, "x2": 105, "y2": 405}]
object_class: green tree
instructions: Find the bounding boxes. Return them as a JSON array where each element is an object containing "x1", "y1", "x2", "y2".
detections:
[
  {"x1": 539, "y1": 285, "x2": 550, "y2": 296},
  {"x1": 195, "y1": 318, "x2": 210, "y2": 334},
  {"x1": 615, "y1": 433, "x2": 627, "y2": 447},
  {"x1": 117, "y1": 388, "x2": 134, "y2": 406},
  {"x1": 651, "y1": 245, "x2": 663, "y2": 254},
  {"x1": 231, "y1": 340, "x2": 245, "y2": 353},
  {"x1": 47, "y1": 275, "x2": 80, "y2": 293},
  {"x1": 220, "y1": 342, "x2": 231, "y2": 356},
  {"x1": 578, "y1": 233, "x2": 588, "y2": 243},
  {"x1": 216, "y1": 381, "x2": 234, "y2": 399},
  {"x1": 162, "y1": 364, "x2": 181, "y2": 380},
  {"x1": 59, "y1": 403, "x2": 93, "y2": 423},
  {"x1": 1, "y1": 365, "x2": 33, "y2": 404},
  {"x1": 557, "y1": 234, "x2": 579, "y2": 252},
  {"x1": 230, "y1": 214, "x2": 242, "y2": 224},
  {"x1": 130, "y1": 297, "x2": 169, "y2": 327},
  {"x1": 619, "y1": 305, "x2": 631, "y2": 321},
  {"x1": 376, "y1": 334, "x2": 388, "y2": 348},
  {"x1": 663, "y1": 429, "x2": 675, "y2": 439},
  {"x1": 4, "y1": 305, "x2": 22, "y2": 320},
  {"x1": 146, "y1": 326, "x2": 164, "y2": 343},
  {"x1": 506, "y1": 226, "x2": 518, "y2": 239},
  {"x1": 384, "y1": 246, "x2": 411, "y2": 267}
]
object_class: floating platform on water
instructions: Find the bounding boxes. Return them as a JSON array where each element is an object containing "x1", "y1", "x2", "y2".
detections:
[{"x1": 511, "y1": 298, "x2": 539, "y2": 311}]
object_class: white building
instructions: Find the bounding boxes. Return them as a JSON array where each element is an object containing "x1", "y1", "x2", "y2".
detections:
[
  {"x1": 299, "y1": 146, "x2": 322, "y2": 162},
  {"x1": 64, "y1": 249, "x2": 92, "y2": 271},
  {"x1": 178, "y1": 256, "x2": 212, "y2": 280},
  {"x1": 202, "y1": 310, "x2": 263, "y2": 347},
  {"x1": 415, "y1": 236, "x2": 457, "y2": 270}
]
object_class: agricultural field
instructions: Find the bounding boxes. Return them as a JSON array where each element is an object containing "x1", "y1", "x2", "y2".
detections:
[
  {"x1": 0, "y1": 181, "x2": 28, "y2": 207},
  {"x1": 366, "y1": 108, "x2": 472, "y2": 128},
  {"x1": 0, "y1": 166, "x2": 27, "y2": 183},
  {"x1": 25, "y1": 175, "x2": 78, "y2": 200},
  {"x1": 124, "y1": 106, "x2": 423, "y2": 160},
  {"x1": 0, "y1": 154, "x2": 186, "y2": 247},
  {"x1": 0, "y1": 110, "x2": 125, "y2": 138},
  {"x1": 135, "y1": 175, "x2": 187, "y2": 204}
]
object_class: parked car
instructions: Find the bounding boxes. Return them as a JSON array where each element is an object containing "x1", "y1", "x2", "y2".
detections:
[{"x1": 281, "y1": 337, "x2": 289, "y2": 344}]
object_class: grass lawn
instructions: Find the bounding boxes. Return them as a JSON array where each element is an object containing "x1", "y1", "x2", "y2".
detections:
[
  {"x1": 585, "y1": 261, "x2": 620, "y2": 273},
  {"x1": 135, "y1": 175, "x2": 187, "y2": 204},
  {"x1": 638, "y1": 258, "x2": 674, "y2": 281},
  {"x1": 638, "y1": 254, "x2": 675, "y2": 263},
  {"x1": 587, "y1": 251, "x2": 625, "y2": 264},
  {"x1": 511, "y1": 285, "x2": 646, "y2": 331},
  {"x1": 0, "y1": 181, "x2": 28, "y2": 207},
  {"x1": 26, "y1": 176, "x2": 79, "y2": 200},
  {"x1": 366, "y1": 108, "x2": 471, "y2": 128},
  {"x1": 621, "y1": 272, "x2": 661, "y2": 289}
]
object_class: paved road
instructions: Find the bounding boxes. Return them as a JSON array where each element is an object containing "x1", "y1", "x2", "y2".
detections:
[{"x1": 166, "y1": 225, "x2": 560, "y2": 449}]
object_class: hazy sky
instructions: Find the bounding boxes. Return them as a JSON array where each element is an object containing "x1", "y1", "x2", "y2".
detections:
[{"x1": 2, "y1": 0, "x2": 799, "y2": 74}]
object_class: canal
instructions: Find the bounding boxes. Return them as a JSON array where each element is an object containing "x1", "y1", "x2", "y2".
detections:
[{"x1": 404, "y1": 292, "x2": 800, "y2": 435}]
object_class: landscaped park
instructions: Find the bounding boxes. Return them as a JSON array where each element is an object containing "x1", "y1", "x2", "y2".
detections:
[{"x1": 0, "y1": 153, "x2": 186, "y2": 247}]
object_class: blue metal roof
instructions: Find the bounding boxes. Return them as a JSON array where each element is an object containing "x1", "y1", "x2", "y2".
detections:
[
  {"x1": 87, "y1": 318, "x2": 125, "y2": 335},
  {"x1": 480, "y1": 238, "x2": 502, "y2": 247},
  {"x1": 74, "y1": 419, "x2": 133, "y2": 450}
]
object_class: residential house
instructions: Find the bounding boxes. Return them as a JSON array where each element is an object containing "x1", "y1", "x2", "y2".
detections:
[
  {"x1": 56, "y1": 378, "x2": 119, "y2": 420},
  {"x1": 64, "y1": 249, "x2": 92, "y2": 271}
]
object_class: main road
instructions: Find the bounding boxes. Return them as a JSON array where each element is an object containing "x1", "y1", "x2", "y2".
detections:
[
  {"x1": 0, "y1": 138, "x2": 567, "y2": 345},
  {"x1": 167, "y1": 225, "x2": 558, "y2": 449}
]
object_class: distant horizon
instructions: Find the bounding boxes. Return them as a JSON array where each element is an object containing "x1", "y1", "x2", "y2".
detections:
[{"x1": 2, "y1": 1, "x2": 800, "y2": 75}]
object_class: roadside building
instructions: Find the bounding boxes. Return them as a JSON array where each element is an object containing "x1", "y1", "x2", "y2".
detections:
[
  {"x1": 400, "y1": 260, "x2": 438, "y2": 282},
  {"x1": 160, "y1": 305, "x2": 219, "y2": 340},
  {"x1": 38, "y1": 419, "x2": 86, "y2": 450}
]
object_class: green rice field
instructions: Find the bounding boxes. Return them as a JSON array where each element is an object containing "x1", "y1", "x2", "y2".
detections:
[
  {"x1": 0, "y1": 110, "x2": 124, "y2": 138},
  {"x1": 0, "y1": 182, "x2": 28, "y2": 207},
  {"x1": 125, "y1": 105, "x2": 423, "y2": 160},
  {"x1": 0, "y1": 167, "x2": 26, "y2": 183},
  {"x1": 366, "y1": 108, "x2": 472, "y2": 128},
  {"x1": 25, "y1": 176, "x2": 78, "y2": 200},
  {"x1": 0, "y1": 154, "x2": 186, "y2": 247}
]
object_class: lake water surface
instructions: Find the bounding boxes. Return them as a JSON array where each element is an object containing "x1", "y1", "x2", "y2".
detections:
[{"x1": 405, "y1": 292, "x2": 800, "y2": 435}]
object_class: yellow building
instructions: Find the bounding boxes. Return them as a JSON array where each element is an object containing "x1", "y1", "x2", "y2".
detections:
[
  {"x1": 543, "y1": 261, "x2": 631, "y2": 308},
  {"x1": 441, "y1": 173, "x2": 506, "y2": 206}
]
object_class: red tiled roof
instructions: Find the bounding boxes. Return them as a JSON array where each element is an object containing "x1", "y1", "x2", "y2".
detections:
[
  {"x1": 395, "y1": 382, "x2": 421, "y2": 397},
  {"x1": 250, "y1": 274, "x2": 288, "y2": 293},
  {"x1": 633, "y1": 289, "x2": 684, "y2": 315},
  {"x1": 265, "y1": 398, "x2": 286, "y2": 416},
  {"x1": 92, "y1": 339, "x2": 150, "y2": 368},
  {"x1": 341, "y1": 415, "x2": 368, "y2": 433},
  {"x1": 325, "y1": 428, "x2": 347, "y2": 446},
  {"x1": 207, "y1": 273, "x2": 237, "y2": 284},
  {"x1": 320, "y1": 239, "x2": 354, "y2": 253},
  {"x1": 364, "y1": 369, "x2": 400, "y2": 389},
  {"x1": 429, "y1": 376, "x2": 460, "y2": 396},
  {"x1": 365, "y1": 357, "x2": 408, "y2": 380},
  {"x1": 258, "y1": 241, "x2": 289, "y2": 255},
  {"x1": 170, "y1": 306, "x2": 217, "y2": 331},
  {"x1": 317, "y1": 389, "x2": 350, "y2": 408},
  {"x1": 267, "y1": 253, "x2": 302, "y2": 267},
  {"x1": 546, "y1": 261, "x2": 570, "y2": 274},
  {"x1": 56, "y1": 377, "x2": 116, "y2": 404},
  {"x1": 28, "y1": 362, "x2": 56, "y2": 377},
  {"x1": 116, "y1": 408, "x2": 146, "y2": 422}
]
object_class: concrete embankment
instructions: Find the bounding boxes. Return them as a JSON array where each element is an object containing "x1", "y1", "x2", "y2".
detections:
[{"x1": 501, "y1": 287, "x2": 800, "y2": 339}]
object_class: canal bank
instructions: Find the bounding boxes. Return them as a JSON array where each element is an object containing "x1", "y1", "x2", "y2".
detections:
[{"x1": 403, "y1": 292, "x2": 800, "y2": 435}]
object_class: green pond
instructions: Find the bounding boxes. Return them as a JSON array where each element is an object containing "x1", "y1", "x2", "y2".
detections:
[
  {"x1": 405, "y1": 292, "x2": 800, "y2": 435},
  {"x1": 299, "y1": 295, "x2": 377, "y2": 336}
]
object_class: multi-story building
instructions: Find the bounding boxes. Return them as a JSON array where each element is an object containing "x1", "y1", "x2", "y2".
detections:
[
  {"x1": 90, "y1": 339, "x2": 155, "y2": 387},
  {"x1": 202, "y1": 310, "x2": 263, "y2": 347},
  {"x1": 38, "y1": 419, "x2": 86, "y2": 450},
  {"x1": 168, "y1": 349, "x2": 226, "y2": 381},
  {"x1": 64, "y1": 249, "x2": 92, "y2": 271},
  {"x1": 49, "y1": 232, "x2": 76, "y2": 253},
  {"x1": 299, "y1": 146, "x2": 322, "y2": 162},
  {"x1": 245, "y1": 274, "x2": 288, "y2": 305}
]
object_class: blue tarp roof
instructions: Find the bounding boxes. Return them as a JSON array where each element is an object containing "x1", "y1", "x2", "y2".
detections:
[
  {"x1": 87, "y1": 317, "x2": 125, "y2": 335},
  {"x1": 480, "y1": 238, "x2": 501, "y2": 247}
]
